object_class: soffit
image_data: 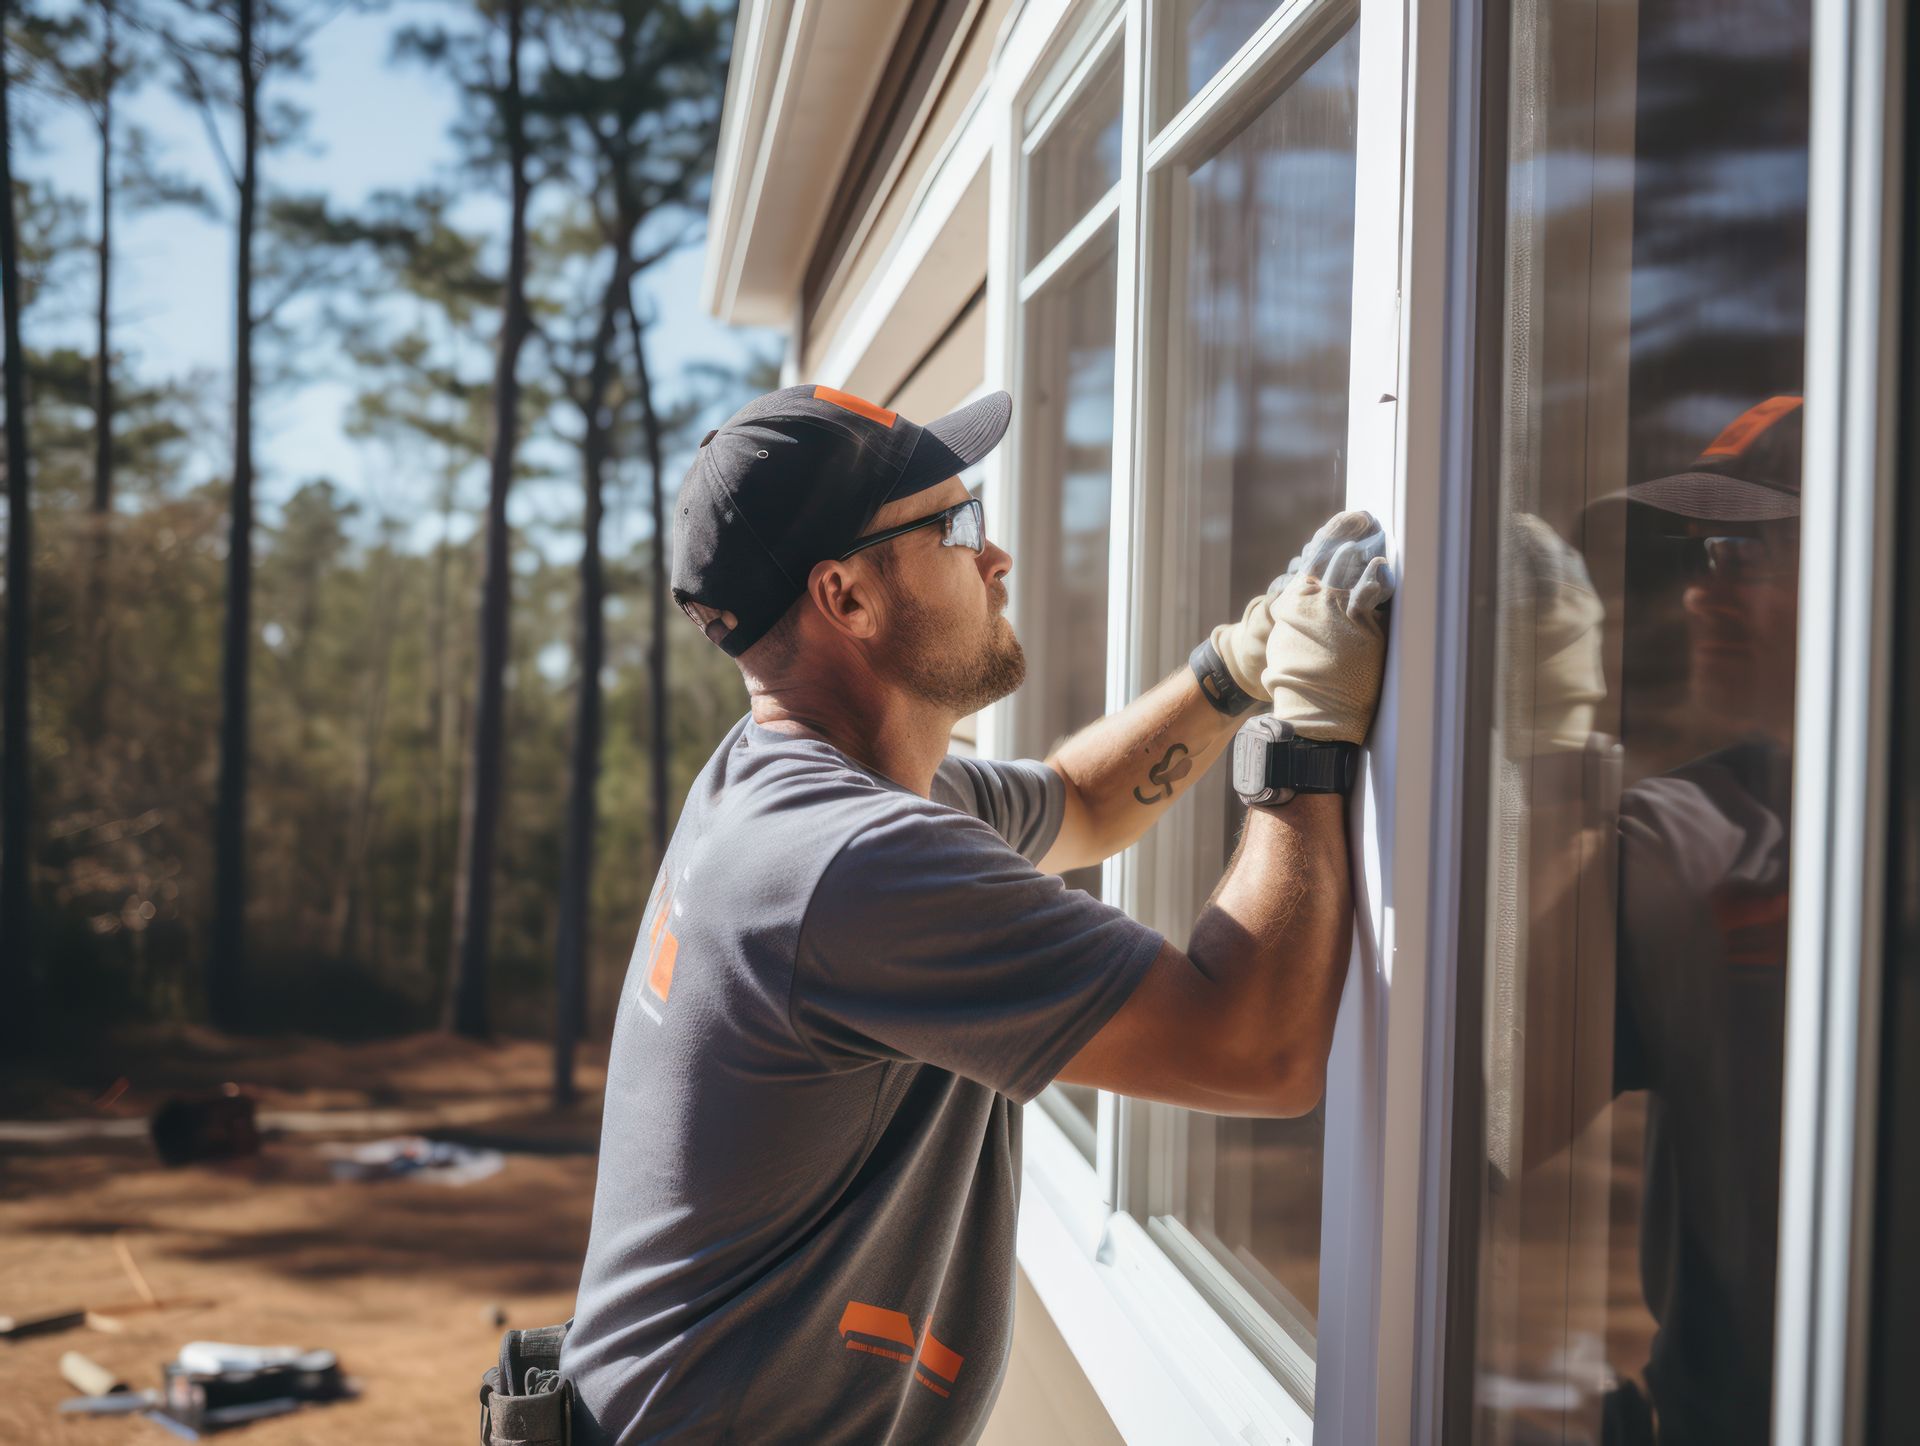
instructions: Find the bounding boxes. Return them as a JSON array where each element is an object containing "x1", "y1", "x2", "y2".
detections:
[{"x1": 702, "y1": 0, "x2": 916, "y2": 326}]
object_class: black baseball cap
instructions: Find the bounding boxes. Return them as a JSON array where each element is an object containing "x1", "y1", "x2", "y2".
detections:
[
  {"x1": 1624, "y1": 394, "x2": 1803, "y2": 522},
  {"x1": 671, "y1": 383, "x2": 1012, "y2": 656}
]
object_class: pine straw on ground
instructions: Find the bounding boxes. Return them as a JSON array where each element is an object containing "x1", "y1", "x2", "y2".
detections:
[{"x1": 0, "y1": 1029, "x2": 607, "y2": 1445}]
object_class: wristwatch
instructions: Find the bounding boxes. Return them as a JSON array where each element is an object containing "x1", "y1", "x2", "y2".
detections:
[{"x1": 1232, "y1": 716, "x2": 1359, "y2": 808}]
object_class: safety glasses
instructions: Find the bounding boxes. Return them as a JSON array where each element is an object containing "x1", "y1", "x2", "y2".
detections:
[
  {"x1": 1648, "y1": 527, "x2": 1799, "y2": 584},
  {"x1": 838, "y1": 496, "x2": 984, "y2": 561}
]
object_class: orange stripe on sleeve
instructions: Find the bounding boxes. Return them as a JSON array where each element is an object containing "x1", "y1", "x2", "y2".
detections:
[
  {"x1": 838, "y1": 1301, "x2": 916, "y2": 1351},
  {"x1": 917, "y1": 1329, "x2": 964, "y2": 1383}
]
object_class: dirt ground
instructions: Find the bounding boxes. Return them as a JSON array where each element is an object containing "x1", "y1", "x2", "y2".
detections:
[{"x1": 0, "y1": 1028, "x2": 608, "y2": 1445}]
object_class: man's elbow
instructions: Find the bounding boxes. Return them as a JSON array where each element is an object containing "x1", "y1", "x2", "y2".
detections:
[
  {"x1": 1258, "y1": 1051, "x2": 1328, "y2": 1118},
  {"x1": 1210, "y1": 1028, "x2": 1330, "y2": 1117}
]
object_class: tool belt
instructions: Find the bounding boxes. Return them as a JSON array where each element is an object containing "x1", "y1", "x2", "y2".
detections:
[{"x1": 479, "y1": 1321, "x2": 573, "y2": 1446}]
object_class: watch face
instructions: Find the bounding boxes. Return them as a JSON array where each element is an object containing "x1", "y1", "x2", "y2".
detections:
[{"x1": 1232, "y1": 727, "x2": 1265, "y2": 800}]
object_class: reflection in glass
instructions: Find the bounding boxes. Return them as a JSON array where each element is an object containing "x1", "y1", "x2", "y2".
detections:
[
  {"x1": 1466, "y1": 0, "x2": 1809, "y2": 1437},
  {"x1": 1022, "y1": 231, "x2": 1120, "y2": 1152},
  {"x1": 1026, "y1": 46, "x2": 1124, "y2": 267},
  {"x1": 1161, "y1": 0, "x2": 1288, "y2": 121},
  {"x1": 1157, "y1": 22, "x2": 1359, "y2": 1343}
]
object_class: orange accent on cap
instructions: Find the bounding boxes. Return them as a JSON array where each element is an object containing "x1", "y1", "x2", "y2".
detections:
[
  {"x1": 838, "y1": 1301, "x2": 916, "y2": 1351},
  {"x1": 1701, "y1": 395, "x2": 1802, "y2": 458},
  {"x1": 814, "y1": 386, "x2": 897, "y2": 428}
]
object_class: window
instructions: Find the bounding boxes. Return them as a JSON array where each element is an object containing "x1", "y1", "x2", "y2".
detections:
[
  {"x1": 1015, "y1": 18, "x2": 1127, "y2": 1160},
  {"x1": 1129, "y1": 10, "x2": 1361, "y2": 1402},
  {"x1": 1157, "y1": 0, "x2": 1295, "y2": 120},
  {"x1": 1455, "y1": 0, "x2": 1811, "y2": 1434}
]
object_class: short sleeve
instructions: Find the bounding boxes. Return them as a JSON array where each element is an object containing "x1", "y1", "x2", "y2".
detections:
[
  {"x1": 931, "y1": 753, "x2": 1064, "y2": 863},
  {"x1": 791, "y1": 802, "x2": 1161, "y2": 1103}
]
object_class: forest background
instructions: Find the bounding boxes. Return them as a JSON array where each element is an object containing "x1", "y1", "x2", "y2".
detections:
[{"x1": 0, "y1": 0, "x2": 770, "y2": 1096}]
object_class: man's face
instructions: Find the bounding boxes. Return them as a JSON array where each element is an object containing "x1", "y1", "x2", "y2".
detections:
[
  {"x1": 859, "y1": 478, "x2": 1026, "y2": 715},
  {"x1": 1678, "y1": 517, "x2": 1800, "y2": 735}
]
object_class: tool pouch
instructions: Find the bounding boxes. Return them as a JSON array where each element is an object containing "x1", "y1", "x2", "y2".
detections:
[{"x1": 479, "y1": 1322, "x2": 573, "y2": 1446}]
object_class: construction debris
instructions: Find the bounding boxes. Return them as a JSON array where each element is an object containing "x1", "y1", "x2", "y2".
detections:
[
  {"x1": 321, "y1": 1134, "x2": 504, "y2": 1186},
  {"x1": 59, "y1": 1390, "x2": 160, "y2": 1416},
  {"x1": 0, "y1": 1307, "x2": 86, "y2": 1340},
  {"x1": 149, "y1": 1089, "x2": 261, "y2": 1167},
  {"x1": 60, "y1": 1350, "x2": 126, "y2": 1396},
  {"x1": 163, "y1": 1341, "x2": 347, "y2": 1431}
]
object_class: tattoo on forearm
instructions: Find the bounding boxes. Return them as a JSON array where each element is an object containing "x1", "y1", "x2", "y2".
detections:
[{"x1": 1133, "y1": 743, "x2": 1192, "y2": 804}]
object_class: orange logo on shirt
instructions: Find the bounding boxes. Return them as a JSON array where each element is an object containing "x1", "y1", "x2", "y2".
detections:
[
  {"x1": 837, "y1": 1300, "x2": 965, "y2": 1398},
  {"x1": 645, "y1": 882, "x2": 680, "y2": 1000},
  {"x1": 632, "y1": 870, "x2": 682, "y2": 1017}
]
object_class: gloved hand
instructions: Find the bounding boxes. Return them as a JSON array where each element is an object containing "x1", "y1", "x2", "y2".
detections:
[
  {"x1": 1502, "y1": 512, "x2": 1606, "y2": 757},
  {"x1": 1262, "y1": 510, "x2": 1396, "y2": 743},
  {"x1": 1208, "y1": 576, "x2": 1292, "y2": 704}
]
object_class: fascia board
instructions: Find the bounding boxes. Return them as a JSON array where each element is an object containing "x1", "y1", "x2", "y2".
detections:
[
  {"x1": 703, "y1": 0, "x2": 914, "y2": 326},
  {"x1": 702, "y1": 0, "x2": 791, "y2": 322}
]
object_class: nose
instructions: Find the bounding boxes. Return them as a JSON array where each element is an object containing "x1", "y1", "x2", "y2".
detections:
[{"x1": 980, "y1": 538, "x2": 1012, "y2": 586}]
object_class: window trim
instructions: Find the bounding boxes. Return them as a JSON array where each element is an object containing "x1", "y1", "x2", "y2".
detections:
[
  {"x1": 1772, "y1": 0, "x2": 1908, "y2": 1428},
  {"x1": 1125, "y1": 0, "x2": 1368, "y2": 1419},
  {"x1": 1007, "y1": 0, "x2": 1130, "y2": 1160}
]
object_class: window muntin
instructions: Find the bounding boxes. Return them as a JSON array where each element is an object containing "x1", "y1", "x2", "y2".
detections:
[
  {"x1": 1158, "y1": 0, "x2": 1295, "y2": 124},
  {"x1": 1460, "y1": 0, "x2": 1811, "y2": 1432},
  {"x1": 1137, "y1": 15, "x2": 1360, "y2": 1389}
]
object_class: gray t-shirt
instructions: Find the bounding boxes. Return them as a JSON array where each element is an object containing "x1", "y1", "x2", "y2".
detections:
[{"x1": 563, "y1": 716, "x2": 1163, "y2": 1444}]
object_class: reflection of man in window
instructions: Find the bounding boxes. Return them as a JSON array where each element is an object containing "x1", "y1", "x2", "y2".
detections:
[{"x1": 1579, "y1": 396, "x2": 1802, "y2": 1444}]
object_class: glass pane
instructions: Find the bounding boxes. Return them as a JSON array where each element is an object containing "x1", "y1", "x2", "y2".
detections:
[
  {"x1": 1155, "y1": 22, "x2": 1359, "y2": 1346},
  {"x1": 1025, "y1": 46, "x2": 1124, "y2": 269},
  {"x1": 1158, "y1": 0, "x2": 1283, "y2": 124},
  {"x1": 1463, "y1": 0, "x2": 1810, "y2": 1434},
  {"x1": 1021, "y1": 228, "x2": 1120, "y2": 1158}
]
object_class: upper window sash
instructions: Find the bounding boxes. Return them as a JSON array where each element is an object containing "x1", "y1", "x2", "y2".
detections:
[{"x1": 1145, "y1": 0, "x2": 1355, "y2": 174}]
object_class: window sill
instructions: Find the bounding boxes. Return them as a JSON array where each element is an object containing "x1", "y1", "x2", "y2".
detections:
[{"x1": 1018, "y1": 1102, "x2": 1315, "y2": 1445}]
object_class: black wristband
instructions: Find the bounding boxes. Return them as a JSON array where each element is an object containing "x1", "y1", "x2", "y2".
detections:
[{"x1": 1188, "y1": 637, "x2": 1258, "y2": 717}]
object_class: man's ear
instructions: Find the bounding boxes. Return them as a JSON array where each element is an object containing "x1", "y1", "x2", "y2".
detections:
[{"x1": 807, "y1": 557, "x2": 883, "y2": 643}]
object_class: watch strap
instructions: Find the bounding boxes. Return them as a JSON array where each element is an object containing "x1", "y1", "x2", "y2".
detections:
[
  {"x1": 1263, "y1": 738, "x2": 1359, "y2": 794},
  {"x1": 1188, "y1": 637, "x2": 1257, "y2": 717}
]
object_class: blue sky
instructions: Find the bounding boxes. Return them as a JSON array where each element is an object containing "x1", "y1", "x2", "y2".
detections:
[{"x1": 27, "y1": 0, "x2": 776, "y2": 556}]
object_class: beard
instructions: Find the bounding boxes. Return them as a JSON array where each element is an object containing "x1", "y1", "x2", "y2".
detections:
[{"x1": 881, "y1": 581, "x2": 1027, "y2": 716}]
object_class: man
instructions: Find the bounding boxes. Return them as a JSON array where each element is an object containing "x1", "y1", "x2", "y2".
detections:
[
  {"x1": 1500, "y1": 396, "x2": 1802, "y2": 1443},
  {"x1": 560, "y1": 384, "x2": 1394, "y2": 1443},
  {"x1": 1602, "y1": 396, "x2": 1801, "y2": 1443}
]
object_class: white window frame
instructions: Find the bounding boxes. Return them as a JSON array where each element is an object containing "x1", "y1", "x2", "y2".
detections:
[
  {"x1": 1771, "y1": 0, "x2": 1907, "y2": 1432},
  {"x1": 993, "y1": 0, "x2": 1130, "y2": 1164},
  {"x1": 977, "y1": 0, "x2": 1482, "y2": 1439}
]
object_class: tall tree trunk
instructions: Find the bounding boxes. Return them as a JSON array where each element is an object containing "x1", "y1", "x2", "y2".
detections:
[
  {"x1": 209, "y1": 0, "x2": 257, "y2": 1029},
  {"x1": 446, "y1": 0, "x2": 531, "y2": 1039},
  {"x1": 333, "y1": 549, "x2": 395, "y2": 963},
  {"x1": 625, "y1": 299, "x2": 669, "y2": 863},
  {"x1": 85, "y1": 0, "x2": 114, "y2": 743},
  {"x1": 553, "y1": 250, "x2": 629, "y2": 1107},
  {"x1": 415, "y1": 459, "x2": 457, "y2": 989},
  {"x1": 1, "y1": 3, "x2": 36, "y2": 1007}
]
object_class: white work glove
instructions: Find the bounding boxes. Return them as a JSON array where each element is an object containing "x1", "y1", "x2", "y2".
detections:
[
  {"x1": 1208, "y1": 576, "x2": 1291, "y2": 704},
  {"x1": 1262, "y1": 510, "x2": 1396, "y2": 743},
  {"x1": 1502, "y1": 512, "x2": 1606, "y2": 757}
]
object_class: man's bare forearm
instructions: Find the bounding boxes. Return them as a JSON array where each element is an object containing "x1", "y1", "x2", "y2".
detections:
[
  {"x1": 1045, "y1": 667, "x2": 1249, "y2": 862},
  {"x1": 1187, "y1": 794, "x2": 1352, "y2": 1112}
]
